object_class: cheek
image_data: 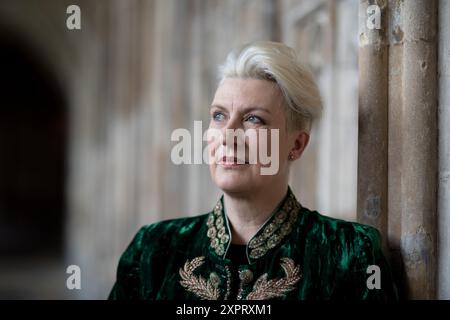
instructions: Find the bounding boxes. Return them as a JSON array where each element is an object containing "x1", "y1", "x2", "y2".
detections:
[
  {"x1": 206, "y1": 126, "x2": 221, "y2": 154},
  {"x1": 274, "y1": 127, "x2": 289, "y2": 152},
  {"x1": 207, "y1": 142, "x2": 218, "y2": 167},
  {"x1": 247, "y1": 133, "x2": 259, "y2": 150},
  {"x1": 257, "y1": 129, "x2": 280, "y2": 156}
]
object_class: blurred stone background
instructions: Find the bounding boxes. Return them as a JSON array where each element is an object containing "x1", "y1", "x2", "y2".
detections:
[{"x1": 0, "y1": 0, "x2": 447, "y2": 299}]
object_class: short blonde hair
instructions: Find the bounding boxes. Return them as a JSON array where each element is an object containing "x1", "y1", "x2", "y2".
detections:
[{"x1": 218, "y1": 41, "x2": 322, "y2": 131}]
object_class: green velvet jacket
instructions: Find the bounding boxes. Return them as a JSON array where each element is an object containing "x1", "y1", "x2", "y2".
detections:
[{"x1": 109, "y1": 188, "x2": 398, "y2": 300}]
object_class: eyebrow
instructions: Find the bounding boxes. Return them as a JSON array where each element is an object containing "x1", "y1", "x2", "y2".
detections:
[{"x1": 210, "y1": 104, "x2": 272, "y2": 115}]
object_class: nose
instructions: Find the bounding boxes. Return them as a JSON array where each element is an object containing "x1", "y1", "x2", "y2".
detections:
[
  {"x1": 224, "y1": 113, "x2": 241, "y2": 131},
  {"x1": 222, "y1": 129, "x2": 236, "y2": 148},
  {"x1": 221, "y1": 116, "x2": 246, "y2": 150}
]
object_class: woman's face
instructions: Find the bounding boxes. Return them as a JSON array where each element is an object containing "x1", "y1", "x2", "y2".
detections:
[{"x1": 208, "y1": 78, "x2": 302, "y2": 195}]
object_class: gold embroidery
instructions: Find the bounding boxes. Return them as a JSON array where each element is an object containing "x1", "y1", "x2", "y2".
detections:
[
  {"x1": 179, "y1": 256, "x2": 220, "y2": 300},
  {"x1": 246, "y1": 258, "x2": 302, "y2": 300},
  {"x1": 237, "y1": 269, "x2": 254, "y2": 300},
  {"x1": 247, "y1": 193, "x2": 301, "y2": 259},
  {"x1": 207, "y1": 189, "x2": 301, "y2": 260},
  {"x1": 223, "y1": 265, "x2": 232, "y2": 300},
  {"x1": 179, "y1": 257, "x2": 301, "y2": 300},
  {"x1": 206, "y1": 200, "x2": 229, "y2": 257}
]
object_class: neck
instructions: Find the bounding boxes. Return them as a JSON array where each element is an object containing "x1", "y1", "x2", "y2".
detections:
[{"x1": 223, "y1": 183, "x2": 289, "y2": 245}]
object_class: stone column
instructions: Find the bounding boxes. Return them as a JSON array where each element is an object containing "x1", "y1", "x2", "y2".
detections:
[
  {"x1": 357, "y1": 0, "x2": 388, "y2": 246},
  {"x1": 358, "y1": 0, "x2": 438, "y2": 299},
  {"x1": 438, "y1": 0, "x2": 450, "y2": 300},
  {"x1": 387, "y1": 0, "x2": 405, "y2": 298},
  {"x1": 400, "y1": 0, "x2": 437, "y2": 299}
]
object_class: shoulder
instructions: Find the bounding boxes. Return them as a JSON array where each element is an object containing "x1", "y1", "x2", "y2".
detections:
[
  {"x1": 142, "y1": 213, "x2": 209, "y2": 235},
  {"x1": 299, "y1": 208, "x2": 384, "y2": 275},
  {"x1": 132, "y1": 213, "x2": 209, "y2": 249},
  {"x1": 299, "y1": 207, "x2": 382, "y2": 256},
  {"x1": 299, "y1": 208, "x2": 398, "y2": 299},
  {"x1": 301, "y1": 207, "x2": 380, "y2": 238}
]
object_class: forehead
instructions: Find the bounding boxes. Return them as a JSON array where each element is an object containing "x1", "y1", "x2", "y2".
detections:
[{"x1": 212, "y1": 78, "x2": 283, "y2": 110}]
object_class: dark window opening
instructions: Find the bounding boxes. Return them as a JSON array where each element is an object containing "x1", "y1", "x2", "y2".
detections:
[{"x1": 0, "y1": 31, "x2": 67, "y2": 258}]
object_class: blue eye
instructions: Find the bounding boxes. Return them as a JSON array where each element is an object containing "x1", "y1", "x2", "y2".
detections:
[
  {"x1": 213, "y1": 112, "x2": 225, "y2": 122},
  {"x1": 245, "y1": 115, "x2": 264, "y2": 124}
]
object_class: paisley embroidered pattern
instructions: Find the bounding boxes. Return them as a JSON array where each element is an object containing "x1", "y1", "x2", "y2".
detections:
[
  {"x1": 246, "y1": 257, "x2": 302, "y2": 300},
  {"x1": 248, "y1": 193, "x2": 300, "y2": 259},
  {"x1": 206, "y1": 189, "x2": 301, "y2": 260},
  {"x1": 206, "y1": 200, "x2": 229, "y2": 257},
  {"x1": 179, "y1": 256, "x2": 221, "y2": 300}
]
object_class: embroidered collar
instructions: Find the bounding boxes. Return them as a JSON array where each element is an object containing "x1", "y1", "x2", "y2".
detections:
[{"x1": 206, "y1": 187, "x2": 301, "y2": 263}]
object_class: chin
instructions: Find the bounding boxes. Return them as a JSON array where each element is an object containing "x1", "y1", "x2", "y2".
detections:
[{"x1": 213, "y1": 172, "x2": 255, "y2": 194}]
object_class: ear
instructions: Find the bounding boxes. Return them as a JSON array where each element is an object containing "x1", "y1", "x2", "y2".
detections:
[{"x1": 289, "y1": 131, "x2": 310, "y2": 160}]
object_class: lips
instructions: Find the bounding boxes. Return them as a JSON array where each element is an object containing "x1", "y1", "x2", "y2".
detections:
[{"x1": 218, "y1": 156, "x2": 248, "y2": 165}]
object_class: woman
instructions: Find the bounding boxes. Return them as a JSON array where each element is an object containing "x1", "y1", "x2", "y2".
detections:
[{"x1": 109, "y1": 41, "x2": 398, "y2": 300}]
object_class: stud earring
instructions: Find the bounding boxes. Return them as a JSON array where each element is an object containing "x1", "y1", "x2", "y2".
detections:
[{"x1": 288, "y1": 152, "x2": 295, "y2": 161}]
